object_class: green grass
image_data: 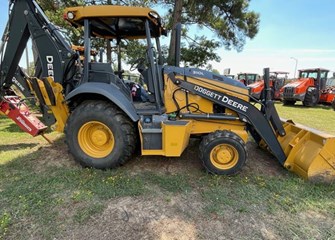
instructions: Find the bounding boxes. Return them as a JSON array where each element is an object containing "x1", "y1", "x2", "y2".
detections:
[
  {"x1": 1, "y1": 103, "x2": 335, "y2": 239},
  {"x1": 275, "y1": 102, "x2": 335, "y2": 135}
]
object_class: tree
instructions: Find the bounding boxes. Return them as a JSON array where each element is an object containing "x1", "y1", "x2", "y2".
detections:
[
  {"x1": 37, "y1": 0, "x2": 84, "y2": 45},
  {"x1": 36, "y1": 0, "x2": 259, "y2": 70},
  {"x1": 181, "y1": 36, "x2": 221, "y2": 68},
  {"x1": 161, "y1": 0, "x2": 259, "y2": 66},
  {"x1": 37, "y1": 0, "x2": 151, "y2": 63}
]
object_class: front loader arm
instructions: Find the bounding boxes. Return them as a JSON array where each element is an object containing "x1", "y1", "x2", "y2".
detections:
[{"x1": 167, "y1": 71, "x2": 287, "y2": 166}]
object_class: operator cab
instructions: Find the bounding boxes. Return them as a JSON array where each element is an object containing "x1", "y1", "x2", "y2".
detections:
[
  {"x1": 270, "y1": 71, "x2": 288, "y2": 90},
  {"x1": 64, "y1": 5, "x2": 167, "y2": 111},
  {"x1": 237, "y1": 73, "x2": 260, "y2": 86},
  {"x1": 298, "y1": 68, "x2": 329, "y2": 91}
]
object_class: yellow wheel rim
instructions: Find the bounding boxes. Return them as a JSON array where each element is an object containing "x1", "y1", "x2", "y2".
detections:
[
  {"x1": 210, "y1": 144, "x2": 239, "y2": 170},
  {"x1": 78, "y1": 121, "x2": 115, "y2": 158}
]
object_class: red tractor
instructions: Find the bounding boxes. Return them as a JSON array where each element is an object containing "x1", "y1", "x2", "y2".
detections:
[
  {"x1": 281, "y1": 68, "x2": 329, "y2": 106},
  {"x1": 248, "y1": 71, "x2": 288, "y2": 100},
  {"x1": 236, "y1": 73, "x2": 260, "y2": 86},
  {"x1": 319, "y1": 77, "x2": 335, "y2": 108}
]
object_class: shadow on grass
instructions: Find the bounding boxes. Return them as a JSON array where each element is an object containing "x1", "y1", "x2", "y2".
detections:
[
  {"x1": 2, "y1": 122, "x2": 23, "y2": 133},
  {"x1": 279, "y1": 103, "x2": 333, "y2": 110},
  {"x1": 0, "y1": 143, "x2": 39, "y2": 152}
]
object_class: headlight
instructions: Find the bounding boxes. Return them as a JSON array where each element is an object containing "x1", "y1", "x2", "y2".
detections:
[{"x1": 67, "y1": 12, "x2": 75, "y2": 20}]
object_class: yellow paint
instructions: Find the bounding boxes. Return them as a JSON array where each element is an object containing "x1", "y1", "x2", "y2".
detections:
[
  {"x1": 162, "y1": 121, "x2": 192, "y2": 156},
  {"x1": 34, "y1": 77, "x2": 69, "y2": 132},
  {"x1": 139, "y1": 119, "x2": 248, "y2": 157},
  {"x1": 163, "y1": 73, "x2": 248, "y2": 114},
  {"x1": 139, "y1": 73, "x2": 249, "y2": 157},
  {"x1": 278, "y1": 120, "x2": 335, "y2": 183},
  {"x1": 139, "y1": 120, "x2": 192, "y2": 156},
  {"x1": 64, "y1": 5, "x2": 164, "y2": 39},
  {"x1": 210, "y1": 144, "x2": 239, "y2": 170},
  {"x1": 78, "y1": 121, "x2": 115, "y2": 158}
]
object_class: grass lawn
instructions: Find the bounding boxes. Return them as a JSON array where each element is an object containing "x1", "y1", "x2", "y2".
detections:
[
  {"x1": 0, "y1": 103, "x2": 334, "y2": 239},
  {"x1": 275, "y1": 102, "x2": 335, "y2": 135}
]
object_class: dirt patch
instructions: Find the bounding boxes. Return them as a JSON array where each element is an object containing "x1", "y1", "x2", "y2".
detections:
[
  {"x1": 31, "y1": 140, "x2": 78, "y2": 171},
  {"x1": 51, "y1": 139, "x2": 293, "y2": 240},
  {"x1": 126, "y1": 139, "x2": 287, "y2": 178},
  {"x1": 58, "y1": 194, "x2": 287, "y2": 240},
  {"x1": 31, "y1": 135, "x2": 287, "y2": 178},
  {"x1": 58, "y1": 196, "x2": 211, "y2": 240},
  {"x1": 6, "y1": 135, "x2": 332, "y2": 240}
]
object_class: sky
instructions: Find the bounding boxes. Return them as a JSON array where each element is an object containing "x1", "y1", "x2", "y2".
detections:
[
  {"x1": 0, "y1": 0, "x2": 334, "y2": 78},
  {"x1": 209, "y1": 0, "x2": 335, "y2": 77}
]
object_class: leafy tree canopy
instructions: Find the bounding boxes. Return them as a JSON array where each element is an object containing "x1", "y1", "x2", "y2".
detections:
[
  {"x1": 161, "y1": 0, "x2": 259, "y2": 66},
  {"x1": 36, "y1": 0, "x2": 259, "y2": 70}
]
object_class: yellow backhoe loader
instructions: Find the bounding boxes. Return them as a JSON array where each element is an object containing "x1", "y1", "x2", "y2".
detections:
[{"x1": 0, "y1": 1, "x2": 334, "y2": 182}]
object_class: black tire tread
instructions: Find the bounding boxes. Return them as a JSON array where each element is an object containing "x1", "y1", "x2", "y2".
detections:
[
  {"x1": 65, "y1": 100, "x2": 137, "y2": 169},
  {"x1": 199, "y1": 130, "x2": 247, "y2": 175},
  {"x1": 303, "y1": 88, "x2": 318, "y2": 107}
]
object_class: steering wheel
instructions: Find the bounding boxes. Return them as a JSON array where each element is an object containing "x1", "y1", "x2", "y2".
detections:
[{"x1": 130, "y1": 58, "x2": 146, "y2": 72}]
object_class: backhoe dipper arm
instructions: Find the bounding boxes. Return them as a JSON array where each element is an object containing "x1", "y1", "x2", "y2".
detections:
[
  {"x1": 0, "y1": 0, "x2": 77, "y2": 94},
  {"x1": 167, "y1": 71, "x2": 287, "y2": 166},
  {"x1": 11, "y1": 66, "x2": 34, "y2": 99}
]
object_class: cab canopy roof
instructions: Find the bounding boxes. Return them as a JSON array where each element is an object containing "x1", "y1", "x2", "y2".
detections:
[
  {"x1": 64, "y1": 5, "x2": 166, "y2": 39},
  {"x1": 237, "y1": 73, "x2": 258, "y2": 75},
  {"x1": 270, "y1": 71, "x2": 289, "y2": 74},
  {"x1": 298, "y1": 68, "x2": 329, "y2": 72}
]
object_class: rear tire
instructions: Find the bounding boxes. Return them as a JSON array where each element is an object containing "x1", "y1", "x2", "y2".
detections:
[
  {"x1": 332, "y1": 100, "x2": 335, "y2": 111},
  {"x1": 283, "y1": 100, "x2": 296, "y2": 106},
  {"x1": 303, "y1": 87, "x2": 319, "y2": 107},
  {"x1": 199, "y1": 130, "x2": 247, "y2": 175},
  {"x1": 65, "y1": 100, "x2": 137, "y2": 169}
]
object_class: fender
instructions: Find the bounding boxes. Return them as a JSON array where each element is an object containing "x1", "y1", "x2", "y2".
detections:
[{"x1": 65, "y1": 82, "x2": 139, "y2": 122}]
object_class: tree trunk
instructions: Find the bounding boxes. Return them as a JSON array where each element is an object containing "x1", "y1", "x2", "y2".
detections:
[
  {"x1": 106, "y1": 40, "x2": 112, "y2": 63},
  {"x1": 167, "y1": 0, "x2": 183, "y2": 66},
  {"x1": 105, "y1": 0, "x2": 113, "y2": 63}
]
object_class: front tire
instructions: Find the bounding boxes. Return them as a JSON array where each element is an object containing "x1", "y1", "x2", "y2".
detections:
[
  {"x1": 332, "y1": 100, "x2": 335, "y2": 111},
  {"x1": 303, "y1": 87, "x2": 319, "y2": 107},
  {"x1": 65, "y1": 100, "x2": 137, "y2": 169},
  {"x1": 199, "y1": 130, "x2": 247, "y2": 175}
]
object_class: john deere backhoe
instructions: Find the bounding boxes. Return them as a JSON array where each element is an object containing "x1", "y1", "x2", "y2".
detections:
[{"x1": 1, "y1": 0, "x2": 334, "y2": 182}]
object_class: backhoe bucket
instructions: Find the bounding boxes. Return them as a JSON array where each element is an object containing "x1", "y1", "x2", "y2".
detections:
[{"x1": 278, "y1": 119, "x2": 335, "y2": 183}]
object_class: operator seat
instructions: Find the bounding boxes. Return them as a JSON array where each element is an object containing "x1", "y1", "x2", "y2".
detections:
[
  {"x1": 88, "y1": 62, "x2": 131, "y2": 97},
  {"x1": 88, "y1": 62, "x2": 116, "y2": 84}
]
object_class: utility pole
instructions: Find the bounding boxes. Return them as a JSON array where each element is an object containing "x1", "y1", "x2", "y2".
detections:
[
  {"x1": 290, "y1": 57, "x2": 298, "y2": 78},
  {"x1": 25, "y1": 47, "x2": 30, "y2": 75}
]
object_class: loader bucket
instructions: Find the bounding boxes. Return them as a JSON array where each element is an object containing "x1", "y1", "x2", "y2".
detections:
[{"x1": 277, "y1": 119, "x2": 335, "y2": 183}]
